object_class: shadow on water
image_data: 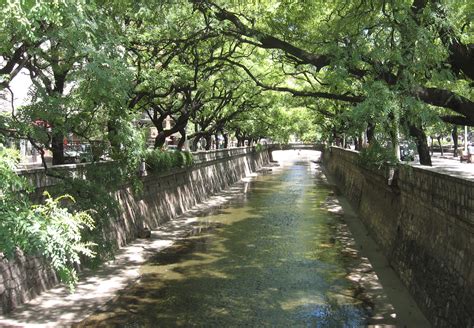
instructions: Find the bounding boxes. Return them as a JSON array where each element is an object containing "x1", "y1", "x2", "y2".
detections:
[{"x1": 76, "y1": 162, "x2": 384, "y2": 327}]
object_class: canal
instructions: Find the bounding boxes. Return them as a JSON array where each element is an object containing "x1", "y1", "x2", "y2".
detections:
[{"x1": 77, "y1": 151, "x2": 428, "y2": 327}]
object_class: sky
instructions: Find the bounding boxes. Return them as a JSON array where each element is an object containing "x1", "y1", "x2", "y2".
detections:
[{"x1": 0, "y1": 68, "x2": 32, "y2": 113}]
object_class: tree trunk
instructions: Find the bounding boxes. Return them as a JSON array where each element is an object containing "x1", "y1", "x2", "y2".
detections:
[
  {"x1": 366, "y1": 122, "x2": 376, "y2": 144},
  {"x1": 214, "y1": 133, "x2": 219, "y2": 149},
  {"x1": 388, "y1": 118, "x2": 400, "y2": 161},
  {"x1": 153, "y1": 116, "x2": 188, "y2": 149},
  {"x1": 437, "y1": 136, "x2": 443, "y2": 156},
  {"x1": 355, "y1": 137, "x2": 363, "y2": 150},
  {"x1": 409, "y1": 124, "x2": 432, "y2": 166},
  {"x1": 154, "y1": 132, "x2": 167, "y2": 149},
  {"x1": 51, "y1": 133, "x2": 65, "y2": 165},
  {"x1": 177, "y1": 129, "x2": 186, "y2": 150},
  {"x1": 430, "y1": 136, "x2": 434, "y2": 156},
  {"x1": 50, "y1": 71, "x2": 67, "y2": 166},
  {"x1": 332, "y1": 129, "x2": 339, "y2": 146},
  {"x1": 223, "y1": 133, "x2": 229, "y2": 148},
  {"x1": 204, "y1": 135, "x2": 212, "y2": 150},
  {"x1": 191, "y1": 136, "x2": 200, "y2": 151},
  {"x1": 452, "y1": 125, "x2": 458, "y2": 157}
]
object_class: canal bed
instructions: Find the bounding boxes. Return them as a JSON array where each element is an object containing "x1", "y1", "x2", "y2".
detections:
[{"x1": 77, "y1": 150, "x2": 429, "y2": 327}]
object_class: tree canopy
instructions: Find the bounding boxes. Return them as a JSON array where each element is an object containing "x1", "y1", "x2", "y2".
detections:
[
  {"x1": 0, "y1": 0, "x2": 473, "y2": 286},
  {"x1": 1, "y1": 0, "x2": 473, "y2": 166}
]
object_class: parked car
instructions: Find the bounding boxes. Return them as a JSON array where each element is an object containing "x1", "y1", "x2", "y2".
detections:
[{"x1": 64, "y1": 144, "x2": 93, "y2": 163}]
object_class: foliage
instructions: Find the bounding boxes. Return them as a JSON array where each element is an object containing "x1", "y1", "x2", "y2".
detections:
[
  {"x1": 107, "y1": 116, "x2": 147, "y2": 185},
  {"x1": 358, "y1": 142, "x2": 398, "y2": 170},
  {"x1": 0, "y1": 146, "x2": 95, "y2": 289},
  {"x1": 0, "y1": 146, "x2": 31, "y2": 257},
  {"x1": 2, "y1": 0, "x2": 474, "y2": 157},
  {"x1": 0, "y1": 0, "x2": 473, "y2": 291},
  {"x1": 183, "y1": 151, "x2": 194, "y2": 166},
  {"x1": 145, "y1": 149, "x2": 194, "y2": 173},
  {"x1": 197, "y1": 0, "x2": 473, "y2": 164},
  {"x1": 48, "y1": 163, "x2": 122, "y2": 266},
  {"x1": 255, "y1": 143, "x2": 264, "y2": 153},
  {"x1": 30, "y1": 193, "x2": 95, "y2": 290}
]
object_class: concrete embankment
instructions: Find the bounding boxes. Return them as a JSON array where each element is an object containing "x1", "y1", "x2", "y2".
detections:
[
  {"x1": 323, "y1": 147, "x2": 473, "y2": 328},
  {"x1": 0, "y1": 147, "x2": 270, "y2": 315}
]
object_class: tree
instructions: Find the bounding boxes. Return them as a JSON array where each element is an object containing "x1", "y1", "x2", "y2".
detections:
[
  {"x1": 124, "y1": 1, "x2": 224, "y2": 149},
  {"x1": 189, "y1": 0, "x2": 473, "y2": 165},
  {"x1": 1, "y1": 1, "x2": 136, "y2": 166},
  {"x1": 0, "y1": 1, "x2": 146, "y2": 288}
]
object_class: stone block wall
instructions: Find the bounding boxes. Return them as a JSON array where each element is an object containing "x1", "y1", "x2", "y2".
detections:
[
  {"x1": 323, "y1": 147, "x2": 473, "y2": 328},
  {"x1": 0, "y1": 250, "x2": 58, "y2": 315},
  {"x1": 105, "y1": 147, "x2": 269, "y2": 249},
  {"x1": 0, "y1": 147, "x2": 270, "y2": 314}
]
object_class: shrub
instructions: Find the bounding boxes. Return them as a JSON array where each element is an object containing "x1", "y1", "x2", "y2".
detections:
[
  {"x1": 358, "y1": 142, "x2": 398, "y2": 169},
  {"x1": 183, "y1": 151, "x2": 194, "y2": 166},
  {"x1": 29, "y1": 193, "x2": 96, "y2": 289},
  {"x1": 145, "y1": 149, "x2": 168, "y2": 172},
  {"x1": 50, "y1": 164, "x2": 121, "y2": 267},
  {"x1": 173, "y1": 151, "x2": 186, "y2": 168},
  {"x1": 160, "y1": 151, "x2": 173, "y2": 170},
  {"x1": 145, "y1": 149, "x2": 194, "y2": 173}
]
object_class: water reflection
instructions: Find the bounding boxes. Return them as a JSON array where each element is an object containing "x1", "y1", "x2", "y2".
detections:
[{"x1": 77, "y1": 158, "x2": 378, "y2": 327}]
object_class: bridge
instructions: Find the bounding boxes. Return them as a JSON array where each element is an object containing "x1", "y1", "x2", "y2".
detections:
[{"x1": 266, "y1": 143, "x2": 324, "y2": 152}]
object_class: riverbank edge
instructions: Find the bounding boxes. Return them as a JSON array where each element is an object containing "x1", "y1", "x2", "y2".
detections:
[{"x1": 317, "y1": 161, "x2": 430, "y2": 327}]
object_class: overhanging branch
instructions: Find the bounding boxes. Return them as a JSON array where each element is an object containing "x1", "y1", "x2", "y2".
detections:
[{"x1": 225, "y1": 59, "x2": 363, "y2": 103}]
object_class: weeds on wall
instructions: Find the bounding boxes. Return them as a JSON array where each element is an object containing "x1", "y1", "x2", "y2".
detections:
[{"x1": 31, "y1": 193, "x2": 96, "y2": 290}]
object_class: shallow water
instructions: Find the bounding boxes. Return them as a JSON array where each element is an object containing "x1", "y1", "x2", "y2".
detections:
[{"x1": 78, "y1": 158, "x2": 383, "y2": 327}]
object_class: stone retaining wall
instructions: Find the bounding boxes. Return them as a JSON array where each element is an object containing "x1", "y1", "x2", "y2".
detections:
[
  {"x1": 0, "y1": 147, "x2": 270, "y2": 314},
  {"x1": 323, "y1": 147, "x2": 473, "y2": 328}
]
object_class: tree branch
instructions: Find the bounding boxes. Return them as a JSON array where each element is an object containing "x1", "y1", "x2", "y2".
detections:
[{"x1": 224, "y1": 59, "x2": 363, "y2": 103}]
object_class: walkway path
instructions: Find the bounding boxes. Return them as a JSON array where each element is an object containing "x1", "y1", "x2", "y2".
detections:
[{"x1": 412, "y1": 152, "x2": 474, "y2": 182}]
